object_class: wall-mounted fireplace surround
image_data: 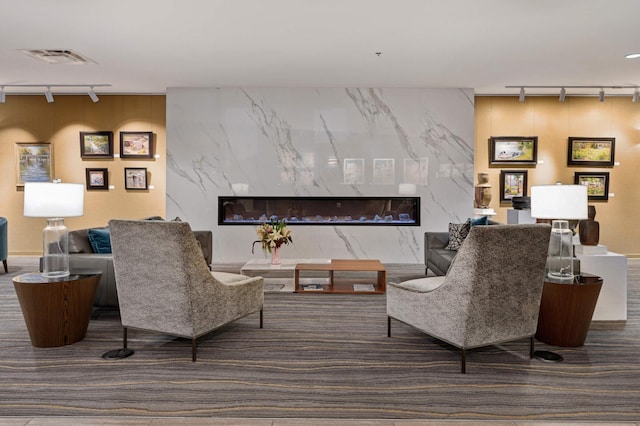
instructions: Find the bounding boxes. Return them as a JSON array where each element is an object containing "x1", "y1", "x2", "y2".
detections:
[{"x1": 219, "y1": 196, "x2": 420, "y2": 226}]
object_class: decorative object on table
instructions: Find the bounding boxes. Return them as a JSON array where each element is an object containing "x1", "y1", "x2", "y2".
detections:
[
  {"x1": 85, "y1": 168, "x2": 109, "y2": 190},
  {"x1": 124, "y1": 167, "x2": 148, "y2": 190},
  {"x1": 531, "y1": 183, "x2": 588, "y2": 283},
  {"x1": 511, "y1": 196, "x2": 531, "y2": 210},
  {"x1": 474, "y1": 172, "x2": 492, "y2": 208},
  {"x1": 14, "y1": 142, "x2": 54, "y2": 186},
  {"x1": 23, "y1": 181, "x2": 85, "y2": 278},
  {"x1": 252, "y1": 218, "x2": 293, "y2": 265},
  {"x1": 489, "y1": 136, "x2": 538, "y2": 165},
  {"x1": 80, "y1": 131, "x2": 114, "y2": 159},
  {"x1": 574, "y1": 171, "x2": 610, "y2": 201},
  {"x1": 579, "y1": 205, "x2": 600, "y2": 246},
  {"x1": 499, "y1": 170, "x2": 528, "y2": 203},
  {"x1": 567, "y1": 137, "x2": 615, "y2": 167},
  {"x1": 119, "y1": 131, "x2": 154, "y2": 159}
]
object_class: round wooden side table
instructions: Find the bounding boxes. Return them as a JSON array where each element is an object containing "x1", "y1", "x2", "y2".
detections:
[
  {"x1": 535, "y1": 273, "x2": 603, "y2": 347},
  {"x1": 12, "y1": 272, "x2": 100, "y2": 348}
]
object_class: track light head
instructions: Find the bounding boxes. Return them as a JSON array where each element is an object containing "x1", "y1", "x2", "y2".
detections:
[
  {"x1": 0, "y1": 86, "x2": 5, "y2": 103},
  {"x1": 599, "y1": 89, "x2": 605, "y2": 102},
  {"x1": 519, "y1": 87, "x2": 525, "y2": 102},
  {"x1": 88, "y1": 87, "x2": 99, "y2": 103},
  {"x1": 633, "y1": 90, "x2": 639, "y2": 103},
  {"x1": 44, "y1": 87, "x2": 54, "y2": 103},
  {"x1": 559, "y1": 88, "x2": 566, "y2": 102}
]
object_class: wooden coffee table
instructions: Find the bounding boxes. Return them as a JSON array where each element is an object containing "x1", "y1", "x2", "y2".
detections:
[{"x1": 294, "y1": 259, "x2": 386, "y2": 294}]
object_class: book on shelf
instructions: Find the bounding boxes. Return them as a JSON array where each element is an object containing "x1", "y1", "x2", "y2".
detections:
[
  {"x1": 301, "y1": 284, "x2": 324, "y2": 291},
  {"x1": 353, "y1": 283, "x2": 375, "y2": 292}
]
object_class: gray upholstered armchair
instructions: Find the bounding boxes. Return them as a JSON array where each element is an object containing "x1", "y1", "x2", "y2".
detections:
[
  {"x1": 108, "y1": 219, "x2": 264, "y2": 361},
  {"x1": 389, "y1": 224, "x2": 551, "y2": 373}
]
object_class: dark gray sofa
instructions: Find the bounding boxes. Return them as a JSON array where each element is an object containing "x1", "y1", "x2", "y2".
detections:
[
  {"x1": 43, "y1": 227, "x2": 213, "y2": 308},
  {"x1": 424, "y1": 219, "x2": 500, "y2": 276}
]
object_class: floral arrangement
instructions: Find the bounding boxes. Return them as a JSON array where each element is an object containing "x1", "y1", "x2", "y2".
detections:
[{"x1": 252, "y1": 218, "x2": 293, "y2": 254}]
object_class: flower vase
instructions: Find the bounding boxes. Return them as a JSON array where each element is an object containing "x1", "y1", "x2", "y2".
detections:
[{"x1": 270, "y1": 247, "x2": 281, "y2": 265}]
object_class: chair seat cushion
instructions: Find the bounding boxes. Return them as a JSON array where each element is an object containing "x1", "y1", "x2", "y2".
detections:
[
  {"x1": 391, "y1": 276, "x2": 446, "y2": 293},
  {"x1": 211, "y1": 271, "x2": 251, "y2": 283}
]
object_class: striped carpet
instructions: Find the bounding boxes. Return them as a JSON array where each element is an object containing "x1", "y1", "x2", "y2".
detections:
[{"x1": 0, "y1": 257, "x2": 638, "y2": 421}]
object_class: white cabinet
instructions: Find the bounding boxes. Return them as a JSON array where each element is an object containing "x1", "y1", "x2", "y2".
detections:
[{"x1": 575, "y1": 250, "x2": 627, "y2": 321}]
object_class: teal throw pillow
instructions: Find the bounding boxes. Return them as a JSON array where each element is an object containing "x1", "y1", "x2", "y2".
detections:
[
  {"x1": 469, "y1": 216, "x2": 489, "y2": 226},
  {"x1": 87, "y1": 227, "x2": 112, "y2": 254}
]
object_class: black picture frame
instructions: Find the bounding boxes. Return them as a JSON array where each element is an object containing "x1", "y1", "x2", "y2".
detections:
[
  {"x1": 499, "y1": 170, "x2": 528, "y2": 203},
  {"x1": 489, "y1": 136, "x2": 538, "y2": 166},
  {"x1": 80, "y1": 131, "x2": 114, "y2": 159},
  {"x1": 119, "y1": 131, "x2": 154, "y2": 159},
  {"x1": 85, "y1": 168, "x2": 109, "y2": 190},
  {"x1": 575, "y1": 171, "x2": 610, "y2": 201},
  {"x1": 124, "y1": 167, "x2": 148, "y2": 190},
  {"x1": 567, "y1": 137, "x2": 615, "y2": 167}
]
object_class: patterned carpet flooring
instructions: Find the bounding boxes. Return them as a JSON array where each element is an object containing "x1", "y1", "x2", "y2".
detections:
[{"x1": 0, "y1": 257, "x2": 638, "y2": 422}]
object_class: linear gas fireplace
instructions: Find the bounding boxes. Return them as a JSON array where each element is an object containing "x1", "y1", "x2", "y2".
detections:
[{"x1": 219, "y1": 196, "x2": 420, "y2": 226}]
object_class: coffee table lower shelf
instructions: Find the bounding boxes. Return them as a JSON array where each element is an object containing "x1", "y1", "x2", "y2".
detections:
[{"x1": 294, "y1": 259, "x2": 386, "y2": 294}]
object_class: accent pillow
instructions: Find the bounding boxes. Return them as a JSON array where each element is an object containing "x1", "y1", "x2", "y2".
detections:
[
  {"x1": 444, "y1": 220, "x2": 471, "y2": 251},
  {"x1": 469, "y1": 215, "x2": 489, "y2": 226},
  {"x1": 87, "y1": 227, "x2": 112, "y2": 254}
]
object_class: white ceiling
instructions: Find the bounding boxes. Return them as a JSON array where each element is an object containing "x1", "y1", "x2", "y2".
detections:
[{"x1": 2, "y1": 0, "x2": 640, "y2": 97}]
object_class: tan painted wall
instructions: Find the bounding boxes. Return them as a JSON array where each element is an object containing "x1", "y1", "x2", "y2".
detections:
[
  {"x1": 476, "y1": 96, "x2": 640, "y2": 257},
  {"x1": 0, "y1": 95, "x2": 166, "y2": 254}
]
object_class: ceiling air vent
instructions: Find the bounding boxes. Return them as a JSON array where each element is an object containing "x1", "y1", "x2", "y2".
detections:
[{"x1": 21, "y1": 49, "x2": 94, "y2": 65}]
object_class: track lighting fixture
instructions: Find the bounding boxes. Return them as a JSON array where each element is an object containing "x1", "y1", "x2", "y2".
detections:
[
  {"x1": 0, "y1": 83, "x2": 110, "y2": 103},
  {"x1": 88, "y1": 87, "x2": 99, "y2": 103},
  {"x1": 507, "y1": 85, "x2": 640, "y2": 103},
  {"x1": 44, "y1": 87, "x2": 54, "y2": 103}
]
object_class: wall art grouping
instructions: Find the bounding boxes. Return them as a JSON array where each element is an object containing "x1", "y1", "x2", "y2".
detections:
[
  {"x1": 85, "y1": 167, "x2": 148, "y2": 191},
  {"x1": 80, "y1": 131, "x2": 154, "y2": 159}
]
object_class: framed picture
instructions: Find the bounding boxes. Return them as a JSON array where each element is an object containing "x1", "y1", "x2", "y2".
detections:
[
  {"x1": 343, "y1": 158, "x2": 364, "y2": 184},
  {"x1": 575, "y1": 172, "x2": 610, "y2": 201},
  {"x1": 124, "y1": 167, "x2": 148, "y2": 190},
  {"x1": 120, "y1": 131, "x2": 153, "y2": 159},
  {"x1": 499, "y1": 170, "x2": 528, "y2": 202},
  {"x1": 373, "y1": 158, "x2": 395, "y2": 185},
  {"x1": 80, "y1": 131, "x2": 114, "y2": 158},
  {"x1": 15, "y1": 142, "x2": 54, "y2": 186},
  {"x1": 85, "y1": 168, "x2": 109, "y2": 190},
  {"x1": 489, "y1": 136, "x2": 538, "y2": 165},
  {"x1": 567, "y1": 137, "x2": 615, "y2": 167}
]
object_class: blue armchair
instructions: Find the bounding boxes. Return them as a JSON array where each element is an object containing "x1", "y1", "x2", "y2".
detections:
[{"x1": 0, "y1": 217, "x2": 7, "y2": 273}]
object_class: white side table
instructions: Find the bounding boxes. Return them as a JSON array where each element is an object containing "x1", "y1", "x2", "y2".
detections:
[{"x1": 575, "y1": 249, "x2": 627, "y2": 321}]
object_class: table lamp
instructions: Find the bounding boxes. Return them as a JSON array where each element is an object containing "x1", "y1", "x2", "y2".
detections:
[
  {"x1": 24, "y1": 182, "x2": 84, "y2": 278},
  {"x1": 531, "y1": 183, "x2": 588, "y2": 282}
]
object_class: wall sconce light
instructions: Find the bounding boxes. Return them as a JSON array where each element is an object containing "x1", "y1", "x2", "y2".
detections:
[
  {"x1": 559, "y1": 88, "x2": 566, "y2": 102},
  {"x1": 519, "y1": 88, "x2": 525, "y2": 102},
  {"x1": 44, "y1": 87, "x2": 54, "y2": 103}
]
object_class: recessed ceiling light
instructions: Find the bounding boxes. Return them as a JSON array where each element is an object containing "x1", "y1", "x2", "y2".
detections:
[{"x1": 625, "y1": 53, "x2": 640, "y2": 59}]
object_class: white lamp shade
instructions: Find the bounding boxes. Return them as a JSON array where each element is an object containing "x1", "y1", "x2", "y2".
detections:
[
  {"x1": 530, "y1": 184, "x2": 588, "y2": 220},
  {"x1": 24, "y1": 182, "x2": 84, "y2": 217}
]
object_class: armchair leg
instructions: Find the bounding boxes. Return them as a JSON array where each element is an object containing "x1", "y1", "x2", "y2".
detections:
[
  {"x1": 530, "y1": 336, "x2": 535, "y2": 358},
  {"x1": 461, "y1": 349, "x2": 466, "y2": 374},
  {"x1": 123, "y1": 327, "x2": 128, "y2": 348},
  {"x1": 101, "y1": 327, "x2": 134, "y2": 359},
  {"x1": 192, "y1": 338, "x2": 197, "y2": 362},
  {"x1": 2, "y1": 259, "x2": 7, "y2": 273},
  {"x1": 387, "y1": 316, "x2": 391, "y2": 337},
  {"x1": 260, "y1": 309, "x2": 263, "y2": 329}
]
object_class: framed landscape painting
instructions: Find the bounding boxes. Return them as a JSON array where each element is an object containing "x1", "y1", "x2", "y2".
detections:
[
  {"x1": 124, "y1": 167, "x2": 148, "y2": 190},
  {"x1": 120, "y1": 131, "x2": 153, "y2": 159},
  {"x1": 575, "y1": 171, "x2": 609, "y2": 201},
  {"x1": 85, "y1": 168, "x2": 109, "y2": 190},
  {"x1": 15, "y1": 142, "x2": 53, "y2": 186},
  {"x1": 80, "y1": 131, "x2": 114, "y2": 159},
  {"x1": 489, "y1": 136, "x2": 538, "y2": 165},
  {"x1": 499, "y1": 170, "x2": 528, "y2": 202},
  {"x1": 567, "y1": 137, "x2": 615, "y2": 167}
]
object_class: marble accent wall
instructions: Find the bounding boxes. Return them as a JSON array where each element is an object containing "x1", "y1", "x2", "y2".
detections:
[{"x1": 167, "y1": 88, "x2": 474, "y2": 263}]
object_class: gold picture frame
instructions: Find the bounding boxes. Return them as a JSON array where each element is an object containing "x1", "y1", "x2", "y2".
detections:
[{"x1": 15, "y1": 142, "x2": 54, "y2": 186}]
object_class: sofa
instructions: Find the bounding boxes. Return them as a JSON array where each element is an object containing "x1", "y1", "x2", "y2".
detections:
[
  {"x1": 425, "y1": 217, "x2": 500, "y2": 276},
  {"x1": 44, "y1": 225, "x2": 213, "y2": 308}
]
